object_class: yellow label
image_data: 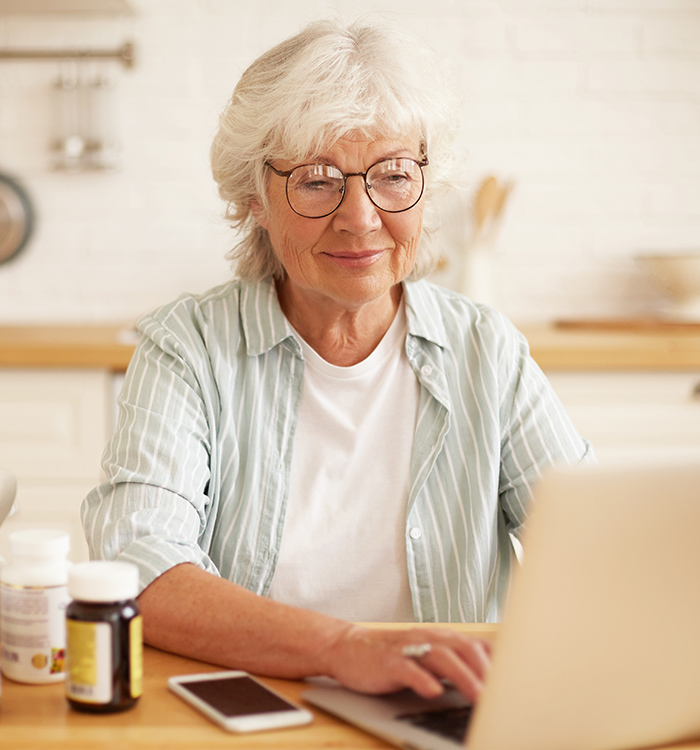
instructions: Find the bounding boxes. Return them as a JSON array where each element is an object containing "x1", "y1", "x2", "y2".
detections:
[
  {"x1": 130, "y1": 615, "x2": 143, "y2": 698},
  {"x1": 66, "y1": 620, "x2": 98, "y2": 687}
]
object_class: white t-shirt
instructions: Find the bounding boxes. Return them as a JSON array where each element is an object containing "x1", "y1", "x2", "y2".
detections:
[{"x1": 268, "y1": 302, "x2": 419, "y2": 621}]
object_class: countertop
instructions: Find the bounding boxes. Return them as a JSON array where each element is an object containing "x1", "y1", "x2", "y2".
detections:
[
  {"x1": 523, "y1": 320, "x2": 700, "y2": 371},
  {"x1": 1, "y1": 321, "x2": 700, "y2": 372},
  {"x1": 0, "y1": 324, "x2": 137, "y2": 371}
]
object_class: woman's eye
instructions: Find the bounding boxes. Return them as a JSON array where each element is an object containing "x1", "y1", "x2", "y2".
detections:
[
  {"x1": 373, "y1": 171, "x2": 411, "y2": 191},
  {"x1": 383, "y1": 172, "x2": 409, "y2": 183},
  {"x1": 297, "y1": 178, "x2": 335, "y2": 192},
  {"x1": 370, "y1": 159, "x2": 418, "y2": 189},
  {"x1": 291, "y1": 167, "x2": 341, "y2": 192}
]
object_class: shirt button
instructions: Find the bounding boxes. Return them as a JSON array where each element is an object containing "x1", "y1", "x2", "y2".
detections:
[
  {"x1": 409, "y1": 527, "x2": 422, "y2": 540},
  {"x1": 420, "y1": 365, "x2": 433, "y2": 376}
]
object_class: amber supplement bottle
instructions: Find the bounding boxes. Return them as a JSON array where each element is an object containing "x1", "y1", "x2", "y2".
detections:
[{"x1": 65, "y1": 561, "x2": 142, "y2": 713}]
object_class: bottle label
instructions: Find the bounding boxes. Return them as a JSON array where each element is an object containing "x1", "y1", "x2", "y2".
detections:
[
  {"x1": 66, "y1": 620, "x2": 113, "y2": 704},
  {"x1": 0, "y1": 583, "x2": 69, "y2": 683},
  {"x1": 130, "y1": 615, "x2": 143, "y2": 698}
]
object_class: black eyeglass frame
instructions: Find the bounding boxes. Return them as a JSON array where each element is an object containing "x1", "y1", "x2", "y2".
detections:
[{"x1": 265, "y1": 153, "x2": 430, "y2": 219}]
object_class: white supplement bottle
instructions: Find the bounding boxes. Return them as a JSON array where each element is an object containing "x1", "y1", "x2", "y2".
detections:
[{"x1": 0, "y1": 529, "x2": 71, "y2": 683}]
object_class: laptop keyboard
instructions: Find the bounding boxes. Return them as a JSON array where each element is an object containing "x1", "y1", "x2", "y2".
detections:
[{"x1": 398, "y1": 704, "x2": 474, "y2": 743}]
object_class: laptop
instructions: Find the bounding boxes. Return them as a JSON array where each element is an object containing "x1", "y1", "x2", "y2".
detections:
[{"x1": 303, "y1": 460, "x2": 700, "y2": 750}]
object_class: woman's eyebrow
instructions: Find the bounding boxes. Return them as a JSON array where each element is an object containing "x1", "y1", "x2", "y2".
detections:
[{"x1": 311, "y1": 148, "x2": 419, "y2": 166}]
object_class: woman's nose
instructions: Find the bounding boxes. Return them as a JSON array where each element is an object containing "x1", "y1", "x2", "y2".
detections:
[{"x1": 332, "y1": 175, "x2": 382, "y2": 234}]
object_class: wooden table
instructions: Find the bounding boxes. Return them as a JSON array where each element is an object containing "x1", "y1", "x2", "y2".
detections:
[
  {"x1": 1, "y1": 623, "x2": 699, "y2": 750},
  {"x1": 2, "y1": 624, "x2": 482, "y2": 750}
]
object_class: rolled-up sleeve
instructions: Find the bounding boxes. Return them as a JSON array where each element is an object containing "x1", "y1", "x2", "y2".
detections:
[{"x1": 82, "y1": 312, "x2": 221, "y2": 593}]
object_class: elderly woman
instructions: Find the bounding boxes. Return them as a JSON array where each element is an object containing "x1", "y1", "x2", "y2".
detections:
[{"x1": 82, "y1": 19, "x2": 590, "y2": 701}]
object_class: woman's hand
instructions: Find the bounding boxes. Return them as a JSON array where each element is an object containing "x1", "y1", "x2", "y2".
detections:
[
  {"x1": 139, "y1": 565, "x2": 489, "y2": 701},
  {"x1": 319, "y1": 624, "x2": 491, "y2": 702}
]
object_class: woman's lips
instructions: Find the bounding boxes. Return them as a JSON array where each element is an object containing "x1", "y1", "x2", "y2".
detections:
[{"x1": 322, "y1": 249, "x2": 385, "y2": 268}]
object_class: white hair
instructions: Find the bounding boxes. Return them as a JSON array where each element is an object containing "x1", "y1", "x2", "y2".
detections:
[{"x1": 210, "y1": 18, "x2": 459, "y2": 281}]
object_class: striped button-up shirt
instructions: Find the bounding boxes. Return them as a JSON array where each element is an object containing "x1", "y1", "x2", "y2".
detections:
[{"x1": 82, "y1": 277, "x2": 591, "y2": 622}]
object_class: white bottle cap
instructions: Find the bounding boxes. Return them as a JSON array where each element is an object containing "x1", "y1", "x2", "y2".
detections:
[
  {"x1": 9, "y1": 529, "x2": 70, "y2": 559},
  {"x1": 68, "y1": 561, "x2": 139, "y2": 602}
]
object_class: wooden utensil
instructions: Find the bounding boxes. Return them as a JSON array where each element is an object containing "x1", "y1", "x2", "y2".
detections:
[{"x1": 473, "y1": 176, "x2": 500, "y2": 237}]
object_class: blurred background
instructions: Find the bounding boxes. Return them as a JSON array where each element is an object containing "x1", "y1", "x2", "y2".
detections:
[
  {"x1": 1, "y1": 0, "x2": 699, "y2": 562},
  {"x1": 1, "y1": 0, "x2": 699, "y2": 325}
]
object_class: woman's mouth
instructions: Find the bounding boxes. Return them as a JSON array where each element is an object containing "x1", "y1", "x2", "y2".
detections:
[{"x1": 323, "y1": 249, "x2": 385, "y2": 268}]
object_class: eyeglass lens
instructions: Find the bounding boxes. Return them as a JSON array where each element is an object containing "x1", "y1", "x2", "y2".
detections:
[{"x1": 285, "y1": 158, "x2": 425, "y2": 218}]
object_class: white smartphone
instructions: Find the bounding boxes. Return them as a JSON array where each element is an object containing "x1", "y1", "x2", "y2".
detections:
[{"x1": 167, "y1": 670, "x2": 313, "y2": 733}]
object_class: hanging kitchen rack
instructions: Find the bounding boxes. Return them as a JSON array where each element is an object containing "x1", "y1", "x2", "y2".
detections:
[{"x1": 0, "y1": 40, "x2": 134, "y2": 68}]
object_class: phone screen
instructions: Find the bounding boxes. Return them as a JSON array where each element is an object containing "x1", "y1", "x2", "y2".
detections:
[{"x1": 179, "y1": 676, "x2": 299, "y2": 717}]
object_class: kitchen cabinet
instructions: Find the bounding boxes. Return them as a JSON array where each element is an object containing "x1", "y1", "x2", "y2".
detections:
[
  {"x1": 517, "y1": 323, "x2": 700, "y2": 462},
  {"x1": 545, "y1": 371, "x2": 700, "y2": 463},
  {"x1": 0, "y1": 368, "x2": 111, "y2": 562},
  {"x1": 0, "y1": 325, "x2": 131, "y2": 562}
]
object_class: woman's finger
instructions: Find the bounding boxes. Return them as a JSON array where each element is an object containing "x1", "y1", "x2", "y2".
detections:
[
  {"x1": 396, "y1": 633, "x2": 492, "y2": 701},
  {"x1": 411, "y1": 643, "x2": 485, "y2": 702}
]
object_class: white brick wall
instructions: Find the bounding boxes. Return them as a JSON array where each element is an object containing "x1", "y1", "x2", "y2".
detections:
[{"x1": 0, "y1": 0, "x2": 698, "y2": 324}]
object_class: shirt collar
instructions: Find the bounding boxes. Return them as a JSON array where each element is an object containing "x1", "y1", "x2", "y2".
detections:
[
  {"x1": 403, "y1": 279, "x2": 449, "y2": 349},
  {"x1": 240, "y1": 277, "x2": 298, "y2": 357},
  {"x1": 240, "y1": 277, "x2": 448, "y2": 356}
]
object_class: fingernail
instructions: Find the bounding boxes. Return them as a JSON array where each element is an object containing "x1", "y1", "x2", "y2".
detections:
[{"x1": 429, "y1": 682, "x2": 444, "y2": 698}]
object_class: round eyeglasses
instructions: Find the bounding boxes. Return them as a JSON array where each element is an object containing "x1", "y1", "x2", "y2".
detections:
[{"x1": 265, "y1": 154, "x2": 429, "y2": 219}]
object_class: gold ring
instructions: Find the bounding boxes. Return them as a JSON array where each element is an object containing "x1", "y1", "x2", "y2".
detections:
[{"x1": 402, "y1": 643, "x2": 432, "y2": 659}]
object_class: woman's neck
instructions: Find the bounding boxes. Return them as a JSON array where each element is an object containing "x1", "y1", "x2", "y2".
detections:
[{"x1": 276, "y1": 281, "x2": 403, "y2": 366}]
